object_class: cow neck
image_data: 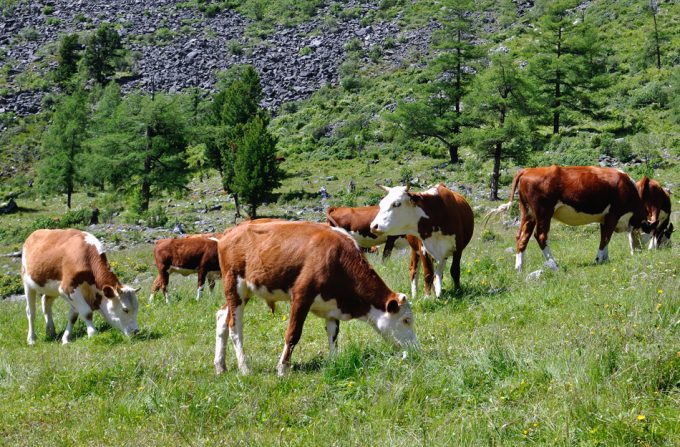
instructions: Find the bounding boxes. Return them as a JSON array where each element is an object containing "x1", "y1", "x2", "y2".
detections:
[
  {"x1": 89, "y1": 250, "x2": 121, "y2": 292},
  {"x1": 340, "y1": 249, "x2": 394, "y2": 310}
]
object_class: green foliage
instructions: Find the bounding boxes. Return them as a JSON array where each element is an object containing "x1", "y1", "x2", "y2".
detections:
[
  {"x1": 226, "y1": 39, "x2": 243, "y2": 55},
  {"x1": 232, "y1": 116, "x2": 283, "y2": 217},
  {"x1": 81, "y1": 23, "x2": 125, "y2": 85},
  {"x1": 37, "y1": 89, "x2": 89, "y2": 208},
  {"x1": 0, "y1": 273, "x2": 22, "y2": 297},
  {"x1": 53, "y1": 34, "x2": 82, "y2": 88}
]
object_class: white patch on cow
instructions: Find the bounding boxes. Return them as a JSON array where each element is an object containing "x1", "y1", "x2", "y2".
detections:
[
  {"x1": 348, "y1": 230, "x2": 386, "y2": 249},
  {"x1": 371, "y1": 186, "x2": 429, "y2": 235},
  {"x1": 22, "y1": 274, "x2": 61, "y2": 297},
  {"x1": 329, "y1": 226, "x2": 362, "y2": 250},
  {"x1": 229, "y1": 304, "x2": 249, "y2": 375},
  {"x1": 325, "y1": 319, "x2": 339, "y2": 355},
  {"x1": 168, "y1": 266, "x2": 198, "y2": 276},
  {"x1": 247, "y1": 281, "x2": 290, "y2": 309},
  {"x1": 553, "y1": 202, "x2": 610, "y2": 226},
  {"x1": 596, "y1": 246, "x2": 609, "y2": 263},
  {"x1": 410, "y1": 276, "x2": 418, "y2": 299},
  {"x1": 310, "y1": 296, "x2": 352, "y2": 320},
  {"x1": 364, "y1": 296, "x2": 417, "y2": 349},
  {"x1": 541, "y1": 246, "x2": 558, "y2": 271},
  {"x1": 422, "y1": 232, "x2": 456, "y2": 263},
  {"x1": 614, "y1": 212, "x2": 633, "y2": 233},
  {"x1": 83, "y1": 232, "x2": 105, "y2": 254},
  {"x1": 99, "y1": 285, "x2": 140, "y2": 336},
  {"x1": 515, "y1": 252, "x2": 524, "y2": 272},
  {"x1": 196, "y1": 286, "x2": 204, "y2": 300},
  {"x1": 421, "y1": 186, "x2": 439, "y2": 196}
]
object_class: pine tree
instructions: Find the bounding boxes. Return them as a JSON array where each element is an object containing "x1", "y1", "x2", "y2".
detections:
[
  {"x1": 389, "y1": 0, "x2": 481, "y2": 163},
  {"x1": 87, "y1": 91, "x2": 189, "y2": 212},
  {"x1": 528, "y1": 0, "x2": 607, "y2": 134},
  {"x1": 232, "y1": 116, "x2": 282, "y2": 218},
  {"x1": 53, "y1": 33, "x2": 81, "y2": 89},
  {"x1": 466, "y1": 53, "x2": 538, "y2": 200},
  {"x1": 81, "y1": 23, "x2": 124, "y2": 85},
  {"x1": 38, "y1": 89, "x2": 89, "y2": 209}
]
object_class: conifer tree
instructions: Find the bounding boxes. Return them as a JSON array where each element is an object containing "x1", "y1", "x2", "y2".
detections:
[
  {"x1": 81, "y1": 23, "x2": 124, "y2": 85},
  {"x1": 38, "y1": 89, "x2": 89, "y2": 208}
]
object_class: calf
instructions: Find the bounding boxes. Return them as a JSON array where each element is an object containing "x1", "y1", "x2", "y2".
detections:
[
  {"x1": 21, "y1": 229, "x2": 139, "y2": 344},
  {"x1": 327, "y1": 205, "x2": 434, "y2": 297},
  {"x1": 637, "y1": 176, "x2": 673, "y2": 249},
  {"x1": 150, "y1": 234, "x2": 221, "y2": 303},
  {"x1": 489, "y1": 166, "x2": 655, "y2": 271},
  {"x1": 214, "y1": 219, "x2": 417, "y2": 376},
  {"x1": 370, "y1": 184, "x2": 475, "y2": 296}
]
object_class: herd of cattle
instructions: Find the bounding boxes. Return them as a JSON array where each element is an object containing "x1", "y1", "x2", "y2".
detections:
[{"x1": 19, "y1": 166, "x2": 673, "y2": 375}]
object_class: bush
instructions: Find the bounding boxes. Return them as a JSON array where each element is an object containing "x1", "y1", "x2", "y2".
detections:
[
  {"x1": 0, "y1": 273, "x2": 23, "y2": 298},
  {"x1": 203, "y1": 4, "x2": 222, "y2": 17},
  {"x1": 227, "y1": 39, "x2": 243, "y2": 55},
  {"x1": 341, "y1": 76, "x2": 362, "y2": 92},
  {"x1": 143, "y1": 204, "x2": 169, "y2": 228}
]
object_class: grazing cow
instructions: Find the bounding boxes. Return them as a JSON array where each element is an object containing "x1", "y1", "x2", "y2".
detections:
[
  {"x1": 636, "y1": 176, "x2": 673, "y2": 249},
  {"x1": 327, "y1": 205, "x2": 434, "y2": 297},
  {"x1": 21, "y1": 229, "x2": 140, "y2": 345},
  {"x1": 150, "y1": 234, "x2": 221, "y2": 303},
  {"x1": 214, "y1": 219, "x2": 417, "y2": 376},
  {"x1": 488, "y1": 166, "x2": 655, "y2": 271},
  {"x1": 370, "y1": 184, "x2": 475, "y2": 296}
]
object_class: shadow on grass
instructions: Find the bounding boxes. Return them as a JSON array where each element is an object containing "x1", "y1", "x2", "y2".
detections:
[
  {"x1": 292, "y1": 355, "x2": 326, "y2": 373},
  {"x1": 414, "y1": 284, "x2": 508, "y2": 313}
]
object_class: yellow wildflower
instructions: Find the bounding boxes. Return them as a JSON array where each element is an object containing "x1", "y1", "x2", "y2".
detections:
[{"x1": 637, "y1": 414, "x2": 646, "y2": 422}]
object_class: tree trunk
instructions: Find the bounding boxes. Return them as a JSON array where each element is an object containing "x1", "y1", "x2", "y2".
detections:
[
  {"x1": 249, "y1": 203, "x2": 257, "y2": 219},
  {"x1": 447, "y1": 143, "x2": 459, "y2": 164},
  {"x1": 233, "y1": 193, "x2": 241, "y2": 218},
  {"x1": 141, "y1": 156, "x2": 151, "y2": 212},
  {"x1": 449, "y1": 29, "x2": 462, "y2": 165},
  {"x1": 490, "y1": 109, "x2": 506, "y2": 201},
  {"x1": 553, "y1": 27, "x2": 562, "y2": 135},
  {"x1": 67, "y1": 185, "x2": 72, "y2": 209},
  {"x1": 651, "y1": 2, "x2": 661, "y2": 69}
]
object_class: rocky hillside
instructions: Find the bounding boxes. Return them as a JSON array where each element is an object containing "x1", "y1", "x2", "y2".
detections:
[{"x1": 0, "y1": 0, "x2": 436, "y2": 117}]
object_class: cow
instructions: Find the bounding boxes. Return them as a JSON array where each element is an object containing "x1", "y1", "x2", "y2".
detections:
[
  {"x1": 213, "y1": 219, "x2": 417, "y2": 376},
  {"x1": 150, "y1": 233, "x2": 221, "y2": 303},
  {"x1": 21, "y1": 229, "x2": 140, "y2": 345},
  {"x1": 487, "y1": 166, "x2": 655, "y2": 271},
  {"x1": 327, "y1": 205, "x2": 434, "y2": 297},
  {"x1": 370, "y1": 184, "x2": 475, "y2": 297},
  {"x1": 636, "y1": 176, "x2": 673, "y2": 249}
]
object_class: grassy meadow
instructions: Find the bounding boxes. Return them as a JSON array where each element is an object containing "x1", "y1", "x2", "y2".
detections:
[{"x1": 1, "y1": 195, "x2": 679, "y2": 445}]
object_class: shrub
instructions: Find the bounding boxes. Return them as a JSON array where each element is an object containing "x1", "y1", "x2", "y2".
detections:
[
  {"x1": 340, "y1": 76, "x2": 362, "y2": 92},
  {"x1": 0, "y1": 273, "x2": 23, "y2": 298},
  {"x1": 203, "y1": 4, "x2": 222, "y2": 17},
  {"x1": 344, "y1": 38, "x2": 362, "y2": 53},
  {"x1": 42, "y1": 5, "x2": 54, "y2": 14},
  {"x1": 227, "y1": 39, "x2": 243, "y2": 55}
]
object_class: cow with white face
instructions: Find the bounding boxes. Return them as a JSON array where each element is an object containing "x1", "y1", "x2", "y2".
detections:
[
  {"x1": 370, "y1": 184, "x2": 475, "y2": 297},
  {"x1": 22, "y1": 229, "x2": 140, "y2": 344},
  {"x1": 214, "y1": 219, "x2": 417, "y2": 376}
]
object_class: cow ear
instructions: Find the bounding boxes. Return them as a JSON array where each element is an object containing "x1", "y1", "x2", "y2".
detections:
[
  {"x1": 386, "y1": 298, "x2": 400, "y2": 314},
  {"x1": 102, "y1": 285, "x2": 116, "y2": 298}
]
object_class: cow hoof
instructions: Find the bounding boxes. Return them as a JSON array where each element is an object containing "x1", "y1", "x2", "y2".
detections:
[
  {"x1": 27, "y1": 337, "x2": 36, "y2": 346},
  {"x1": 239, "y1": 365, "x2": 251, "y2": 376},
  {"x1": 276, "y1": 363, "x2": 289, "y2": 377},
  {"x1": 544, "y1": 260, "x2": 559, "y2": 271},
  {"x1": 214, "y1": 362, "x2": 226, "y2": 375}
]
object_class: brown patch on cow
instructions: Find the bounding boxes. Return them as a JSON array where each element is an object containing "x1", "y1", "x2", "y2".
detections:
[
  {"x1": 327, "y1": 206, "x2": 383, "y2": 241},
  {"x1": 637, "y1": 176, "x2": 672, "y2": 241}
]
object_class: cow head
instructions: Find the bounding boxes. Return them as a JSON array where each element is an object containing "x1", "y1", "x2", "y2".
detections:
[
  {"x1": 370, "y1": 293, "x2": 418, "y2": 349},
  {"x1": 658, "y1": 222, "x2": 674, "y2": 248},
  {"x1": 100, "y1": 284, "x2": 140, "y2": 336},
  {"x1": 370, "y1": 186, "x2": 427, "y2": 236}
]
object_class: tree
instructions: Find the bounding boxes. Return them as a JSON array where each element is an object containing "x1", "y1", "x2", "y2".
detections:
[
  {"x1": 204, "y1": 65, "x2": 265, "y2": 216},
  {"x1": 53, "y1": 33, "x2": 81, "y2": 89},
  {"x1": 81, "y1": 23, "x2": 124, "y2": 85},
  {"x1": 528, "y1": 0, "x2": 607, "y2": 134},
  {"x1": 466, "y1": 53, "x2": 538, "y2": 200},
  {"x1": 232, "y1": 116, "x2": 283, "y2": 217},
  {"x1": 87, "y1": 91, "x2": 189, "y2": 211},
  {"x1": 388, "y1": 0, "x2": 481, "y2": 163},
  {"x1": 38, "y1": 89, "x2": 89, "y2": 208}
]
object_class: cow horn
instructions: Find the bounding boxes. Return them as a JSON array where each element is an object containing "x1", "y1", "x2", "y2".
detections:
[
  {"x1": 134, "y1": 286, "x2": 141, "y2": 293},
  {"x1": 378, "y1": 185, "x2": 390, "y2": 193}
]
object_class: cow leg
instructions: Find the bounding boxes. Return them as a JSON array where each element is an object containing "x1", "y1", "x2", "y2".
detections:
[
  {"x1": 67, "y1": 286, "x2": 97, "y2": 338},
  {"x1": 25, "y1": 286, "x2": 38, "y2": 345},
  {"x1": 597, "y1": 216, "x2": 618, "y2": 263},
  {"x1": 278, "y1": 287, "x2": 313, "y2": 376},
  {"x1": 62, "y1": 305, "x2": 78, "y2": 344},
  {"x1": 450, "y1": 250, "x2": 463, "y2": 289},
  {"x1": 433, "y1": 258, "x2": 446, "y2": 298},
  {"x1": 207, "y1": 272, "x2": 217, "y2": 292},
  {"x1": 42, "y1": 295, "x2": 57, "y2": 339},
  {"x1": 409, "y1": 246, "x2": 420, "y2": 298},
  {"x1": 325, "y1": 318, "x2": 340, "y2": 355},
  {"x1": 196, "y1": 269, "x2": 205, "y2": 300},
  {"x1": 228, "y1": 303, "x2": 249, "y2": 375},
  {"x1": 628, "y1": 228, "x2": 642, "y2": 254},
  {"x1": 214, "y1": 305, "x2": 230, "y2": 374},
  {"x1": 534, "y1": 217, "x2": 558, "y2": 271},
  {"x1": 515, "y1": 217, "x2": 536, "y2": 272},
  {"x1": 383, "y1": 236, "x2": 397, "y2": 260}
]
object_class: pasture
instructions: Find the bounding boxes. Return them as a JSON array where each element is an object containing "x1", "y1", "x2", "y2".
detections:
[{"x1": 1, "y1": 219, "x2": 678, "y2": 446}]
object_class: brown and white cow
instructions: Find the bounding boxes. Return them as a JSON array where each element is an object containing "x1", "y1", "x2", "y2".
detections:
[
  {"x1": 327, "y1": 205, "x2": 434, "y2": 297},
  {"x1": 636, "y1": 176, "x2": 673, "y2": 249},
  {"x1": 214, "y1": 219, "x2": 417, "y2": 376},
  {"x1": 370, "y1": 184, "x2": 475, "y2": 296},
  {"x1": 150, "y1": 233, "x2": 221, "y2": 303},
  {"x1": 490, "y1": 166, "x2": 655, "y2": 271},
  {"x1": 21, "y1": 229, "x2": 140, "y2": 345}
]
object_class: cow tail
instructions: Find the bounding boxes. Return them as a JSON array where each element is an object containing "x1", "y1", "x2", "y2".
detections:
[{"x1": 481, "y1": 169, "x2": 524, "y2": 230}]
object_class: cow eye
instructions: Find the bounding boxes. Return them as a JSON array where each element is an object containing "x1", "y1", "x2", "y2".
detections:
[
  {"x1": 403, "y1": 317, "x2": 411, "y2": 325},
  {"x1": 392, "y1": 202, "x2": 401, "y2": 208},
  {"x1": 123, "y1": 307, "x2": 130, "y2": 314}
]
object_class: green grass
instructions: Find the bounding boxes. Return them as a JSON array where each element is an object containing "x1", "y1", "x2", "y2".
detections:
[{"x1": 1, "y1": 219, "x2": 678, "y2": 445}]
